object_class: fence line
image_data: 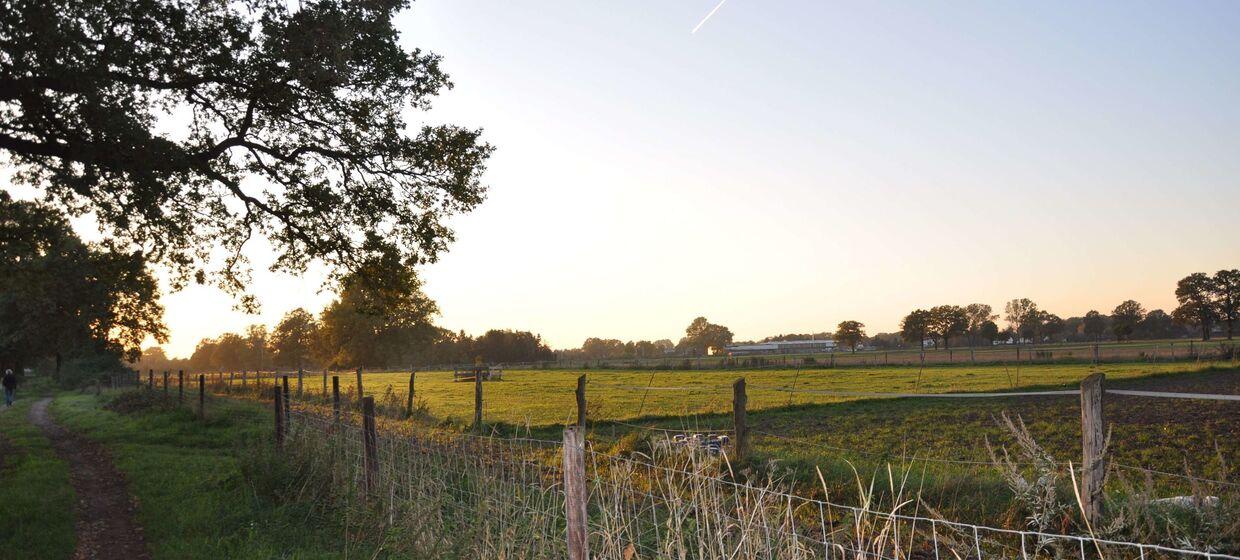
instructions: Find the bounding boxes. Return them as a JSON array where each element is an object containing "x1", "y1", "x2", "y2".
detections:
[
  {"x1": 270, "y1": 391, "x2": 1238, "y2": 559},
  {"x1": 151, "y1": 371, "x2": 1237, "y2": 558}
]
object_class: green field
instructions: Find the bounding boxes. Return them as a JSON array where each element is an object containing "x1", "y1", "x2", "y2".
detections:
[{"x1": 321, "y1": 360, "x2": 1229, "y2": 426}]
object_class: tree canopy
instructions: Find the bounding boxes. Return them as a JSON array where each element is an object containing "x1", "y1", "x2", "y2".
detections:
[
  {"x1": 899, "y1": 309, "x2": 932, "y2": 349},
  {"x1": 1215, "y1": 269, "x2": 1239, "y2": 340},
  {"x1": 1173, "y1": 273, "x2": 1218, "y2": 341},
  {"x1": 1110, "y1": 300, "x2": 1146, "y2": 342},
  {"x1": 928, "y1": 305, "x2": 968, "y2": 349},
  {"x1": 0, "y1": 0, "x2": 492, "y2": 303},
  {"x1": 0, "y1": 193, "x2": 166, "y2": 380},
  {"x1": 270, "y1": 308, "x2": 319, "y2": 368},
  {"x1": 833, "y1": 321, "x2": 865, "y2": 352},
  {"x1": 680, "y1": 317, "x2": 733, "y2": 356}
]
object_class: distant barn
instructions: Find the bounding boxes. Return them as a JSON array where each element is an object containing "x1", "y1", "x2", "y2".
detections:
[{"x1": 724, "y1": 339, "x2": 837, "y2": 356}]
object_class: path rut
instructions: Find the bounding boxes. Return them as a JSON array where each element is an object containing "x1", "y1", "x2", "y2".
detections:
[{"x1": 29, "y1": 398, "x2": 151, "y2": 560}]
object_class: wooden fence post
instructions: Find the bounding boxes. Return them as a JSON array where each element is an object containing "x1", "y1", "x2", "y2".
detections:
[
  {"x1": 405, "y1": 370, "x2": 416, "y2": 418},
  {"x1": 576, "y1": 374, "x2": 587, "y2": 428},
  {"x1": 147, "y1": 369, "x2": 153, "y2": 390},
  {"x1": 474, "y1": 370, "x2": 483, "y2": 430},
  {"x1": 332, "y1": 376, "x2": 341, "y2": 424},
  {"x1": 198, "y1": 374, "x2": 205, "y2": 420},
  {"x1": 733, "y1": 378, "x2": 749, "y2": 462},
  {"x1": 354, "y1": 366, "x2": 365, "y2": 408},
  {"x1": 563, "y1": 425, "x2": 589, "y2": 560},
  {"x1": 281, "y1": 375, "x2": 291, "y2": 425},
  {"x1": 297, "y1": 368, "x2": 304, "y2": 397},
  {"x1": 242, "y1": 371, "x2": 247, "y2": 389},
  {"x1": 178, "y1": 370, "x2": 184, "y2": 403},
  {"x1": 162, "y1": 371, "x2": 169, "y2": 397},
  {"x1": 274, "y1": 387, "x2": 285, "y2": 448},
  {"x1": 1080, "y1": 372, "x2": 1106, "y2": 526},
  {"x1": 362, "y1": 396, "x2": 378, "y2": 496},
  {"x1": 322, "y1": 369, "x2": 328, "y2": 398}
]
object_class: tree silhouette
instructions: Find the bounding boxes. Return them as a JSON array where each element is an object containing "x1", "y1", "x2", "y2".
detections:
[{"x1": 0, "y1": 0, "x2": 492, "y2": 303}]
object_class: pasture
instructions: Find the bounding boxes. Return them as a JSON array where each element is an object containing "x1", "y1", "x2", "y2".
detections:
[
  {"x1": 253, "y1": 360, "x2": 1240, "y2": 531},
  {"x1": 338, "y1": 360, "x2": 1226, "y2": 427},
  {"x1": 314, "y1": 362, "x2": 1235, "y2": 475}
]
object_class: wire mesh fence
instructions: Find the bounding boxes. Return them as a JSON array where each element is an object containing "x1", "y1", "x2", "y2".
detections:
[{"x1": 264, "y1": 387, "x2": 1238, "y2": 560}]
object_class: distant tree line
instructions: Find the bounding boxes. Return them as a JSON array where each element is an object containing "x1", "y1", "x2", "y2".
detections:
[
  {"x1": 146, "y1": 267, "x2": 1236, "y2": 370},
  {"x1": 883, "y1": 269, "x2": 1237, "y2": 349},
  {"x1": 139, "y1": 262, "x2": 554, "y2": 372},
  {"x1": 554, "y1": 268, "x2": 1236, "y2": 358}
]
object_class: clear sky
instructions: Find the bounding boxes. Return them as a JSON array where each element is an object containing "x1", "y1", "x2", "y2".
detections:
[{"x1": 118, "y1": 1, "x2": 1240, "y2": 356}]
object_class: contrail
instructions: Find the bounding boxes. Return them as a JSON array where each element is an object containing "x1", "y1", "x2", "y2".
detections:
[{"x1": 691, "y1": 0, "x2": 728, "y2": 34}]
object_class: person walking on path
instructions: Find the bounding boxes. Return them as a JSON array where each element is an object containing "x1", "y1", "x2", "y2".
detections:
[{"x1": 2, "y1": 369, "x2": 16, "y2": 407}]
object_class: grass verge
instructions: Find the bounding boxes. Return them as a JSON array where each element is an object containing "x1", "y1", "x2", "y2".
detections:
[
  {"x1": 51, "y1": 391, "x2": 387, "y2": 559},
  {"x1": 0, "y1": 396, "x2": 75, "y2": 560}
]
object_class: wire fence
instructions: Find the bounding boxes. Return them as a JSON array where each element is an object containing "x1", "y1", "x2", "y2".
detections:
[
  {"x1": 263, "y1": 387, "x2": 1238, "y2": 560},
  {"x1": 130, "y1": 366, "x2": 1239, "y2": 558}
]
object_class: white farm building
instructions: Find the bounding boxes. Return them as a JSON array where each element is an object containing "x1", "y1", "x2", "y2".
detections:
[{"x1": 724, "y1": 339, "x2": 837, "y2": 356}]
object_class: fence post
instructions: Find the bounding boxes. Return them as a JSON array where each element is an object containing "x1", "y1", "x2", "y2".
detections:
[
  {"x1": 362, "y1": 396, "x2": 378, "y2": 496},
  {"x1": 242, "y1": 371, "x2": 247, "y2": 389},
  {"x1": 282, "y1": 375, "x2": 291, "y2": 425},
  {"x1": 274, "y1": 387, "x2": 285, "y2": 448},
  {"x1": 198, "y1": 374, "x2": 205, "y2": 420},
  {"x1": 297, "y1": 368, "x2": 304, "y2": 397},
  {"x1": 322, "y1": 369, "x2": 328, "y2": 398},
  {"x1": 474, "y1": 370, "x2": 483, "y2": 431},
  {"x1": 576, "y1": 374, "x2": 587, "y2": 428},
  {"x1": 733, "y1": 378, "x2": 749, "y2": 462},
  {"x1": 405, "y1": 370, "x2": 416, "y2": 418},
  {"x1": 332, "y1": 375, "x2": 341, "y2": 424},
  {"x1": 178, "y1": 370, "x2": 184, "y2": 403},
  {"x1": 162, "y1": 371, "x2": 169, "y2": 397},
  {"x1": 563, "y1": 425, "x2": 589, "y2": 560},
  {"x1": 148, "y1": 369, "x2": 153, "y2": 390},
  {"x1": 355, "y1": 367, "x2": 365, "y2": 407},
  {"x1": 1080, "y1": 372, "x2": 1105, "y2": 526}
]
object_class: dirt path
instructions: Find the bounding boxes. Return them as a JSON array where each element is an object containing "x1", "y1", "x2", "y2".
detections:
[{"x1": 29, "y1": 398, "x2": 151, "y2": 560}]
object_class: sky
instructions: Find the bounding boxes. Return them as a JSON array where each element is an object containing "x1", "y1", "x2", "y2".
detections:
[{"x1": 34, "y1": 1, "x2": 1240, "y2": 357}]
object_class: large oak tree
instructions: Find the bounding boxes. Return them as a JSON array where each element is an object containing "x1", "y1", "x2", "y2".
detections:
[{"x1": 1, "y1": 0, "x2": 492, "y2": 303}]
